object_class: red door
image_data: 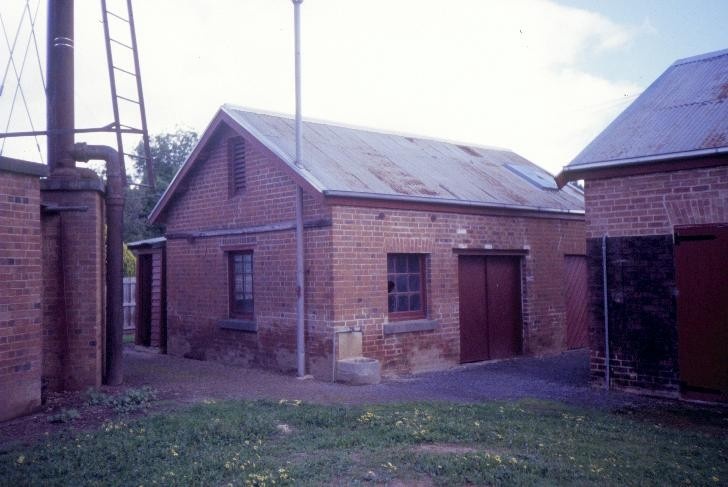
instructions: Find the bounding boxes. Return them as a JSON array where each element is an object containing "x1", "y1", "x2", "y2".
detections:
[
  {"x1": 458, "y1": 256, "x2": 488, "y2": 363},
  {"x1": 459, "y1": 255, "x2": 522, "y2": 363},
  {"x1": 564, "y1": 255, "x2": 589, "y2": 349},
  {"x1": 675, "y1": 224, "x2": 728, "y2": 401}
]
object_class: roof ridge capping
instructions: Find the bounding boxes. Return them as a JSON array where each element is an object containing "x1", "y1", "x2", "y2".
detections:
[
  {"x1": 221, "y1": 103, "x2": 514, "y2": 155},
  {"x1": 673, "y1": 47, "x2": 728, "y2": 66}
]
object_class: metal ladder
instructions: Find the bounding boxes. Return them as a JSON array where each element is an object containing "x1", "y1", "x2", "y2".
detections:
[{"x1": 100, "y1": 0, "x2": 154, "y2": 188}]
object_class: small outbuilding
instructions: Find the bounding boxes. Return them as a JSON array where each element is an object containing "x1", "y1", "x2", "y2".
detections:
[
  {"x1": 149, "y1": 105, "x2": 585, "y2": 379},
  {"x1": 127, "y1": 237, "x2": 167, "y2": 352},
  {"x1": 557, "y1": 48, "x2": 728, "y2": 402}
]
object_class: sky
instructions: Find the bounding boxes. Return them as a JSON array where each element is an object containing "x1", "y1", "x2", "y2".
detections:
[{"x1": 1, "y1": 0, "x2": 727, "y2": 176}]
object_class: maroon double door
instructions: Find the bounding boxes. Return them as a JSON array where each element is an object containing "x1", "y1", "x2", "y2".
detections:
[{"x1": 458, "y1": 255, "x2": 522, "y2": 363}]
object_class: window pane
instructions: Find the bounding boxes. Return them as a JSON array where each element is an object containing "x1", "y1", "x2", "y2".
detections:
[
  {"x1": 387, "y1": 255, "x2": 395, "y2": 273},
  {"x1": 408, "y1": 254, "x2": 420, "y2": 272},
  {"x1": 408, "y1": 275, "x2": 420, "y2": 292},
  {"x1": 396, "y1": 254, "x2": 407, "y2": 273},
  {"x1": 396, "y1": 275, "x2": 408, "y2": 292},
  {"x1": 397, "y1": 295, "x2": 408, "y2": 312},
  {"x1": 230, "y1": 252, "x2": 254, "y2": 317},
  {"x1": 410, "y1": 293, "x2": 421, "y2": 311},
  {"x1": 243, "y1": 277, "x2": 252, "y2": 296},
  {"x1": 388, "y1": 295, "x2": 396, "y2": 312}
]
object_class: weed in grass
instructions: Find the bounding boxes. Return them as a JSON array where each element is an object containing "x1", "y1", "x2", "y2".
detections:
[{"x1": 85, "y1": 386, "x2": 157, "y2": 413}]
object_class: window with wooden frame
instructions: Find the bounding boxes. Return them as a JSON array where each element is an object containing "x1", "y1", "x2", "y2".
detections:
[
  {"x1": 387, "y1": 253, "x2": 426, "y2": 320},
  {"x1": 229, "y1": 251, "x2": 254, "y2": 319},
  {"x1": 228, "y1": 136, "x2": 246, "y2": 195}
]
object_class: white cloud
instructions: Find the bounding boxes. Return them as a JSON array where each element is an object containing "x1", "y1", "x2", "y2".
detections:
[{"x1": 2, "y1": 0, "x2": 643, "y2": 174}]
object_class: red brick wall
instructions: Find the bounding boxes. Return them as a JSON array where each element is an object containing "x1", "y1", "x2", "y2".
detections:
[
  {"x1": 163, "y1": 124, "x2": 333, "y2": 376},
  {"x1": 162, "y1": 123, "x2": 585, "y2": 378},
  {"x1": 0, "y1": 170, "x2": 42, "y2": 421},
  {"x1": 329, "y1": 206, "x2": 585, "y2": 375},
  {"x1": 163, "y1": 125, "x2": 329, "y2": 232},
  {"x1": 584, "y1": 165, "x2": 728, "y2": 238},
  {"x1": 41, "y1": 187, "x2": 105, "y2": 391},
  {"x1": 583, "y1": 162, "x2": 728, "y2": 396}
]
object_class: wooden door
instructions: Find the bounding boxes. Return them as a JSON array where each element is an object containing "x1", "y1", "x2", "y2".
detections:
[
  {"x1": 675, "y1": 224, "x2": 728, "y2": 401},
  {"x1": 459, "y1": 255, "x2": 522, "y2": 363},
  {"x1": 135, "y1": 254, "x2": 152, "y2": 347},
  {"x1": 458, "y1": 256, "x2": 488, "y2": 363},
  {"x1": 564, "y1": 255, "x2": 589, "y2": 349},
  {"x1": 485, "y1": 256, "x2": 523, "y2": 359}
]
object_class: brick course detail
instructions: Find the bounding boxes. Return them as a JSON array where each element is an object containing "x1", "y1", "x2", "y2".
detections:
[
  {"x1": 0, "y1": 170, "x2": 43, "y2": 421},
  {"x1": 586, "y1": 235, "x2": 679, "y2": 395},
  {"x1": 584, "y1": 165, "x2": 728, "y2": 238},
  {"x1": 41, "y1": 186, "x2": 105, "y2": 392}
]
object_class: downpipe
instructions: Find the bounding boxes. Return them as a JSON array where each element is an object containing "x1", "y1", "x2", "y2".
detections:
[
  {"x1": 73, "y1": 143, "x2": 125, "y2": 386},
  {"x1": 292, "y1": 0, "x2": 306, "y2": 378},
  {"x1": 602, "y1": 235, "x2": 610, "y2": 390}
]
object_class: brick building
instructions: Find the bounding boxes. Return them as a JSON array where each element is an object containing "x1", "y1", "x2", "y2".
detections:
[
  {"x1": 127, "y1": 237, "x2": 167, "y2": 351},
  {"x1": 557, "y1": 49, "x2": 728, "y2": 402},
  {"x1": 149, "y1": 106, "x2": 585, "y2": 379},
  {"x1": 0, "y1": 157, "x2": 46, "y2": 421},
  {"x1": 1, "y1": 154, "x2": 106, "y2": 421}
]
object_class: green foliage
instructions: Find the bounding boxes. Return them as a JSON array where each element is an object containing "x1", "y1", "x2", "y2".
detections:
[
  {"x1": 47, "y1": 408, "x2": 81, "y2": 424},
  {"x1": 123, "y1": 129, "x2": 198, "y2": 243},
  {"x1": 123, "y1": 243, "x2": 136, "y2": 277},
  {"x1": 3, "y1": 400, "x2": 726, "y2": 486},
  {"x1": 86, "y1": 387, "x2": 157, "y2": 413}
]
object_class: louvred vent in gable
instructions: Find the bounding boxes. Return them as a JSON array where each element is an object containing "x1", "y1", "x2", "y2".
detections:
[{"x1": 229, "y1": 137, "x2": 246, "y2": 194}]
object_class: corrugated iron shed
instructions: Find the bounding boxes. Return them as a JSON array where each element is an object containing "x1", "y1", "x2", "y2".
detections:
[
  {"x1": 222, "y1": 106, "x2": 583, "y2": 212},
  {"x1": 567, "y1": 48, "x2": 728, "y2": 170}
]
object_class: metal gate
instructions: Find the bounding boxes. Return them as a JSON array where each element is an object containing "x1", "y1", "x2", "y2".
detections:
[
  {"x1": 458, "y1": 255, "x2": 522, "y2": 363},
  {"x1": 675, "y1": 224, "x2": 728, "y2": 401},
  {"x1": 564, "y1": 255, "x2": 588, "y2": 349}
]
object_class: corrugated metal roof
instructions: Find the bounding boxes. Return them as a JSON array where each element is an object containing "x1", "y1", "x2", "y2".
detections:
[
  {"x1": 127, "y1": 236, "x2": 166, "y2": 249},
  {"x1": 568, "y1": 48, "x2": 728, "y2": 169},
  {"x1": 223, "y1": 106, "x2": 583, "y2": 212}
]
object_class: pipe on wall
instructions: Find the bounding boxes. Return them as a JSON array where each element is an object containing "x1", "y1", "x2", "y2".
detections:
[
  {"x1": 601, "y1": 235, "x2": 610, "y2": 390},
  {"x1": 73, "y1": 143, "x2": 125, "y2": 386},
  {"x1": 292, "y1": 0, "x2": 306, "y2": 378},
  {"x1": 46, "y1": 0, "x2": 75, "y2": 171}
]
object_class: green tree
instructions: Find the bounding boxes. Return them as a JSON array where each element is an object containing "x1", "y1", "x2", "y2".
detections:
[
  {"x1": 123, "y1": 129, "x2": 198, "y2": 242},
  {"x1": 123, "y1": 243, "x2": 136, "y2": 277}
]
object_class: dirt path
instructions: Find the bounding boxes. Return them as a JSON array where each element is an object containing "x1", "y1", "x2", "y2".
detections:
[{"x1": 0, "y1": 347, "x2": 717, "y2": 448}]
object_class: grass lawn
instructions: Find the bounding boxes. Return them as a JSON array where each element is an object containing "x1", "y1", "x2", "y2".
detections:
[{"x1": 1, "y1": 399, "x2": 726, "y2": 486}]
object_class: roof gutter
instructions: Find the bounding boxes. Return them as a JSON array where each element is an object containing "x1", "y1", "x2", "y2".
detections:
[
  {"x1": 556, "y1": 145, "x2": 728, "y2": 187},
  {"x1": 322, "y1": 190, "x2": 585, "y2": 216}
]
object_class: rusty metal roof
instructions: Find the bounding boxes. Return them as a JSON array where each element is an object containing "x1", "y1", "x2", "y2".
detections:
[
  {"x1": 222, "y1": 105, "x2": 584, "y2": 213},
  {"x1": 567, "y1": 48, "x2": 728, "y2": 170}
]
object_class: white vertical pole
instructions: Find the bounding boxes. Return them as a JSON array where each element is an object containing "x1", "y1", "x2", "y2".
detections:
[{"x1": 293, "y1": 0, "x2": 306, "y2": 378}]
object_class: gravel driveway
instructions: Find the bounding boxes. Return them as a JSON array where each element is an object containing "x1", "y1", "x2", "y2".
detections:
[{"x1": 125, "y1": 347, "x2": 652, "y2": 410}]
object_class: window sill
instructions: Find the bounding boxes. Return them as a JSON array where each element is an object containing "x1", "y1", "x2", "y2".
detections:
[
  {"x1": 217, "y1": 319, "x2": 257, "y2": 332},
  {"x1": 383, "y1": 319, "x2": 438, "y2": 335}
]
